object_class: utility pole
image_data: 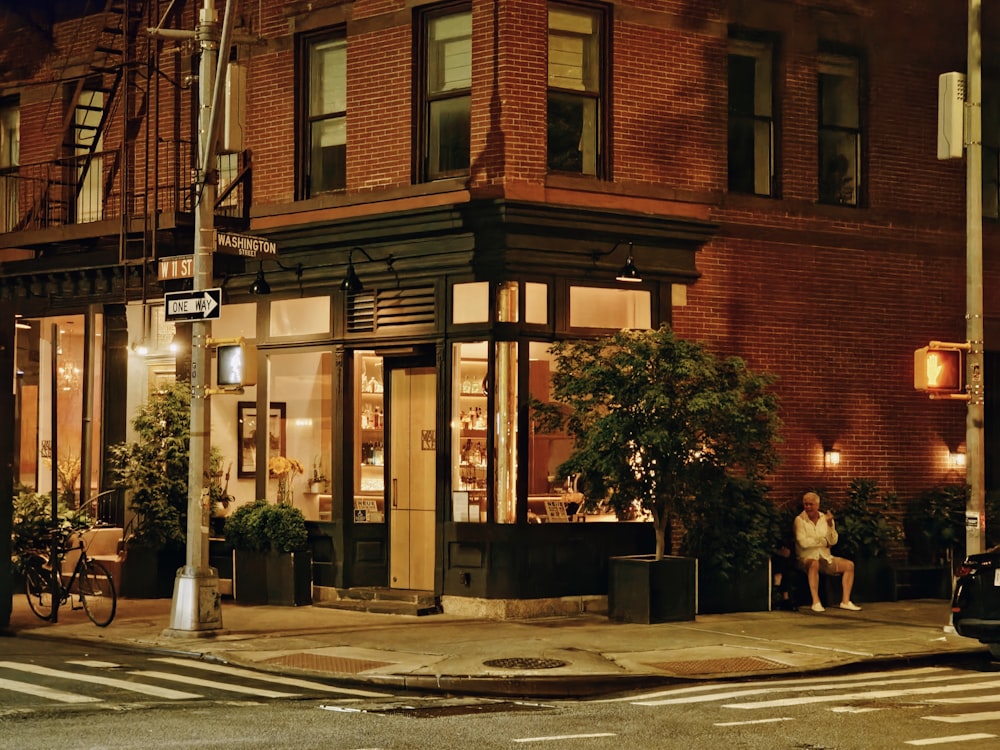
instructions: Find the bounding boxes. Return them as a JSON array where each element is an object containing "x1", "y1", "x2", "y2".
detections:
[
  {"x1": 152, "y1": 0, "x2": 235, "y2": 635},
  {"x1": 966, "y1": 0, "x2": 986, "y2": 556}
]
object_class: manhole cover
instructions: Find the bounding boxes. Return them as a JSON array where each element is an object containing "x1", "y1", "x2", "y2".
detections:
[
  {"x1": 482, "y1": 657, "x2": 568, "y2": 670},
  {"x1": 646, "y1": 656, "x2": 789, "y2": 675}
]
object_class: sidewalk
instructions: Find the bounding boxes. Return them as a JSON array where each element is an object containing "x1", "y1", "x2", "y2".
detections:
[{"x1": 3, "y1": 595, "x2": 987, "y2": 697}]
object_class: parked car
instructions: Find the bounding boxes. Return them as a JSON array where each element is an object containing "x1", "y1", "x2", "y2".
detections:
[{"x1": 951, "y1": 547, "x2": 1000, "y2": 657}]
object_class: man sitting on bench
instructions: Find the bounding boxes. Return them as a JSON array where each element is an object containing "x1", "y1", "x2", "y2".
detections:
[{"x1": 794, "y1": 491, "x2": 862, "y2": 613}]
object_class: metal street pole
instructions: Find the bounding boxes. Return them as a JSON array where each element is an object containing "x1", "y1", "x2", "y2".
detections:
[
  {"x1": 966, "y1": 0, "x2": 986, "y2": 556},
  {"x1": 156, "y1": 0, "x2": 233, "y2": 635}
]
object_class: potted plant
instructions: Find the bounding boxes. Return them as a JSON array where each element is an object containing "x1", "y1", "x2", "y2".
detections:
[
  {"x1": 832, "y1": 478, "x2": 903, "y2": 602},
  {"x1": 224, "y1": 498, "x2": 312, "y2": 606},
  {"x1": 535, "y1": 325, "x2": 782, "y2": 623},
  {"x1": 680, "y1": 477, "x2": 781, "y2": 614},
  {"x1": 107, "y1": 380, "x2": 192, "y2": 598},
  {"x1": 10, "y1": 485, "x2": 93, "y2": 591}
]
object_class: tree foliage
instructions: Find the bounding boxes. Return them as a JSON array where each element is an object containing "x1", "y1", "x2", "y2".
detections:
[
  {"x1": 107, "y1": 380, "x2": 192, "y2": 550},
  {"x1": 535, "y1": 325, "x2": 782, "y2": 560}
]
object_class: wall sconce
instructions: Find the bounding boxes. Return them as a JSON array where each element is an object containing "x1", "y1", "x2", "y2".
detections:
[
  {"x1": 341, "y1": 246, "x2": 373, "y2": 294},
  {"x1": 248, "y1": 259, "x2": 303, "y2": 296},
  {"x1": 824, "y1": 449, "x2": 841, "y2": 468},
  {"x1": 949, "y1": 450, "x2": 967, "y2": 469},
  {"x1": 592, "y1": 240, "x2": 643, "y2": 283}
]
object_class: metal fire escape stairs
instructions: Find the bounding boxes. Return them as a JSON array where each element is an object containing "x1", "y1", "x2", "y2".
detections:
[{"x1": 28, "y1": 0, "x2": 151, "y2": 278}]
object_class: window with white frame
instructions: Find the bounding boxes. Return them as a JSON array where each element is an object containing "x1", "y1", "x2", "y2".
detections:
[
  {"x1": 818, "y1": 52, "x2": 861, "y2": 206},
  {"x1": 728, "y1": 36, "x2": 774, "y2": 196},
  {"x1": 547, "y1": 3, "x2": 604, "y2": 176}
]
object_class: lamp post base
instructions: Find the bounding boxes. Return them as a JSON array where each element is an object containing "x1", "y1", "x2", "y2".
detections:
[{"x1": 163, "y1": 566, "x2": 225, "y2": 636}]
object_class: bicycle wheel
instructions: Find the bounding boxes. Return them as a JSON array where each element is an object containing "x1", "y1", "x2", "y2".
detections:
[
  {"x1": 78, "y1": 558, "x2": 116, "y2": 627},
  {"x1": 23, "y1": 556, "x2": 55, "y2": 621}
]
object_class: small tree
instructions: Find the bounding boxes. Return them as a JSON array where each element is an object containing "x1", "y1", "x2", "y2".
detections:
[
  {"x1": 108, "y1": 380, "x2": 192, "y2": 550},
  {"x1": 535, "y1": 325, "x2": 781, "y2": 560}
]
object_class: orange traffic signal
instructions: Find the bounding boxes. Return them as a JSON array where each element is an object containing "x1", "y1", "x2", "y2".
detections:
[{"x1": 914, "y1": 346, "x2": 964, "y2": 393}]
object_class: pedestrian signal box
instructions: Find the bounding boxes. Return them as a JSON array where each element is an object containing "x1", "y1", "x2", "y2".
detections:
[
  {"x1": 913, "y1": 345, "x2": 964, "y2": 394},
  {"x1": 210, "y1": 337, "x2": 257, "y2": 393}
]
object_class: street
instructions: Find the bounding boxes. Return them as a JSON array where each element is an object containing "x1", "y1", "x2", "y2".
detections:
[{"x1": 4, "y1": 636, "x2": 1000, "y2": 749}]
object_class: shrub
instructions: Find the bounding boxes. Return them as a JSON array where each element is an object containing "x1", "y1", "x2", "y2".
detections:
[{"x1": 224, "y1": 499, "x2": 307, "y2": 554}]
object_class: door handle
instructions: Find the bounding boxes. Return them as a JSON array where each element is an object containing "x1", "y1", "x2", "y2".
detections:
[{"x1": 392, "y1": 477, "x2": 398, "y2": 508}]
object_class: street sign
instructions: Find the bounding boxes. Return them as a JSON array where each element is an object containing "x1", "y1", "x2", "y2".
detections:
[
  {"x1": 158, "y1": 254, "x2": 195, "y2": 280},
  {"x1": 164, "y1": 288, "x2": 222, "y2": 321},
  {"x1": 215, "y1": 230, "x2": 277, "y2": 257}
]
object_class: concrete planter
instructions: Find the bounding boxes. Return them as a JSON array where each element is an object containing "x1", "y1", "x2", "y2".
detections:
[
  {"x1": 697, "y1": 560, "x2": 772, "y2": 614},
  {"x1": 608, "y1": 554, "x2": 697, "y2": 623}
]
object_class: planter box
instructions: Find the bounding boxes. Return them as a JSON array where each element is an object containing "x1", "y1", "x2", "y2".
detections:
[
  {"x1": 698, "y1": 560, "x2": 771, "y2": 614},
  {"x1": 120, "y1": 545, "x2": 184, "y2": 599},
  {"x1": 235, "y1": 549, "x2": 312, "y2": 606},
  {"x1": 265, "y1": 550, "x2": 312, "y2": 606},
  {"x1": 608, "y1": 555, "x2": 697, "y2": 623}
]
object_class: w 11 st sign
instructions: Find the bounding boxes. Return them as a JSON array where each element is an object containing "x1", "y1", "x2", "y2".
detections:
[{"x1": 165, "y1": 289, "x2": 222, "y2": 321}]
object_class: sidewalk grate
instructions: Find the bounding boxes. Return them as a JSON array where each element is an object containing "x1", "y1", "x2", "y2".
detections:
[
  {"x1": 261, "y1": 652, "x2": 395, "y2": 674},
  {"x1": 482, "y1": 657, "x2": 568, "y2": 670},
  {"x1": 645, "y1": 656, "x2": 790, "y2": 675}
]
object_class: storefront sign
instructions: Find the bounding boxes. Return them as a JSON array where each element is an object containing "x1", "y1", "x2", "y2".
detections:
[
  {"x1": 215, "y1": 230, "x2": 277, "y2": 257},
  {"x1": 165, "y1": 288, "x2": 222, "y2": 321}
]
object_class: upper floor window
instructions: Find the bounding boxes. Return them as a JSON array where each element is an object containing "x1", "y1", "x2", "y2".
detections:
[
  {"x1": 547, "y1": 4, "x2": 605, "y2": 176},
  {"x1": 0, "y1": 99, "x2": 19, "y2": 233},
  {"x1": 728, "y1": 36, "x2": 774, "y2": 196},
  {"x1": 303, "y1": 33, "x2": 346, "y2": 197},
  {"x1": 818, "y1": 52, "x2": 861, "y2": 206},
  {"x1": 419, "y1": 7, "x2": 471, "y2": 181}
]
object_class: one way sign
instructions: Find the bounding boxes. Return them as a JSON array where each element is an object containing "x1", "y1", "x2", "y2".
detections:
[{"x1": 164, "y1": 288, "x2": 222, "y2": 321}]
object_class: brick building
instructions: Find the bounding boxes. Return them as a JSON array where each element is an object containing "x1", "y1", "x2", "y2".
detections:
[{"x1": 0, "y1": 0, "x2": 995, "y2": 611}]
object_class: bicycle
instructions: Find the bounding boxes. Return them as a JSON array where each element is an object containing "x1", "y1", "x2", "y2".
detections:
[{"x1": 22, "y1": 525, "x2": 117, "y2": 627}]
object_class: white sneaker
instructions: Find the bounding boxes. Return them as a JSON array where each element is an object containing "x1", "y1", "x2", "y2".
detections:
[
  {"x1": 811, "y1": 602, "x2": 825, "y2": 612},
  {"x1": 840, "y1": 601, "x2": 862, "y2": 611}
]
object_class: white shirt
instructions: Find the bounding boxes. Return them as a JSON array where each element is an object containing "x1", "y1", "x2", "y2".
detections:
[{"x1": 794, "y1": 510, "x2": 838, "y2": 563}]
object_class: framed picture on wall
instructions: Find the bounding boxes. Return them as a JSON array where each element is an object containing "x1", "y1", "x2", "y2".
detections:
[{"x1": 237, "y1": 401, "x2": 286, "y2": 478}]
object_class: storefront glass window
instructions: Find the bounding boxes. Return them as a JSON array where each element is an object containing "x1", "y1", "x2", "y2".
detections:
[
  {"x1": 494, "y1": 340, "x2": 517, "y2": 523},
  {"x1": 452, "y1": 282, "x2": 488, "y2": 324},
  {"x1": 354, "y1": 350, "x2": 385, "y2": 524},
  {"x1": 269, "y1": 296, "x2": 330, "y2": 338},
  {"x1": 257, "y1": 350, "x2": 333, "y2": 521},
  {"x1": 15, "y1": 314, "x2": 102, "y2": 511},
  {"x1": 452, "y1": 341, "x2": 487, "y2": 522},
  {"x1": 568, "y1": 286, "x2": 651, "y2": 330},
  {"x1": 525, "y1": 282, "x2": 547, "y2": 325},
  {"x1": 497, "y1": 281, "x2": 518, "y2": 323}
]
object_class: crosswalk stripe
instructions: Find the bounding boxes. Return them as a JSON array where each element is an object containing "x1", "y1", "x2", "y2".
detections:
[
  {"x1": 608, "y1": 666, "x2": 948, "y2": 704},
  {"x1": 929, "y1": 694, "x2": 1000, "y2": 705},
  {"x1": 0, "y1": 661, "x2": 201, "y2": 700},
  {"x1": 925, "y1": 711, "x2": 1000, "y2": 723},
  {"x1": 724, "y1": 677, "x2": 1000, "y2": 710},
  {"x1": 635, "y1": 671, "x2": 982, "y2": 706},
  {"x1": 0, "y1": 675, "x2": 101, "y2": 704},
  {"x1": 905, "y1": 734, "x2": 998, "y2": 746},
  {"x1": 128, "y1": 670, "x2": 301, "y2": 698},
  {"x1": 150, "y1": 657, "x2": 387, "y2": 697}
]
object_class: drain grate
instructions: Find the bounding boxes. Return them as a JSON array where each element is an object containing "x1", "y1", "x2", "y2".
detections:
[
  {"x1": 261, "y1": 652, "x2": 395, "y2": 674},
  {"x1": 482, "y1": 657, "x2": 568, "y2": 670},
  {"x1": 645, "y1": 656, "x2": 789, "y2": 675}
]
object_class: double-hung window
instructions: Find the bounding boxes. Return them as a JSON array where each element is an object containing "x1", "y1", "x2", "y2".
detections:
[
  {"x1": 303, "y1": 33, "x2": 346, "y2": 196},
  {"x1": 420, "y1": 7, "x2": 471, "y2": 180},
  {"x1": 547, "y1": 3, "x2": 604, "y2": 176},
  {"x1": 0, "y1": 99, "x2": 18, "y2": 232},
  {"x1": 728, "y1": 36, "x2": 775, "y2": 196},
  {"x1": 818, "y1": 51, "x2": 862, "y2": 206}
]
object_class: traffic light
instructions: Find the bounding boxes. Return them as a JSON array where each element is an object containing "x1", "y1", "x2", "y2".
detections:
[
  {"x1": 212, "y1": 337, "x2": 257, "y2": 393},
  {"x1": 914, "y1": 345, "x2": 964, "y2": 393}
]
